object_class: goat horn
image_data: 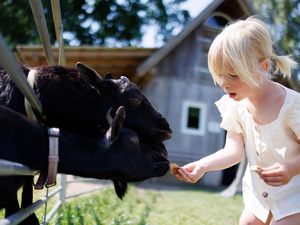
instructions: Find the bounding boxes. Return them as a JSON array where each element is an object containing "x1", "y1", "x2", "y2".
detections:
[{"x1": 106, "y1": 107, "x2": 113, "y2": 125}]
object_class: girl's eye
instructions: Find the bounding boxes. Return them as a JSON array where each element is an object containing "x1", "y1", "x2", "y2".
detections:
[{"x1": 229, "y1": 74, "x2": 238, "y2": 78}]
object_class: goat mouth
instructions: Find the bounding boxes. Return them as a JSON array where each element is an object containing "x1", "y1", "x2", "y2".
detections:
[
  {"x1": 155, "y1": 160, "x2": 170, "y2": 165},
  {"x1": 163, "y1": 131, "x2": 172, "y2": 139},
  {"x1": 154, "y1": 161, "x2": 170, "y2": 170},
  {"x1": 153, "y1": 163, "x2": 170, "y2": 176},
  {"x1": 155, "y1": 130, "x2": 172, "y2": 141}
]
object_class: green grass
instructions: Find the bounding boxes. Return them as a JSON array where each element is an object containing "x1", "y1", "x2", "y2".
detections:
[
  {"x1": 55, "y1": 185, "x2": 243, "y2": 225},
  {"x1": 1, "y1": 184, "x2": 244, "y2": 225},
  {"x1": 0, "y1": 185, "x2": 61, "y2": 222}
]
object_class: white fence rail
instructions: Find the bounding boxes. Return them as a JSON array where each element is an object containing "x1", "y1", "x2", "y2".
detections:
[
  {"x1": 0, "y1": 160, "x2": 106, "y2": 225},
  {"x1": 0, "y1": 186, "x2": 63, "y2": 225}
]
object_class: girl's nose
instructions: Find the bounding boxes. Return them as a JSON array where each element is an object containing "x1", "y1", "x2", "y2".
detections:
[
  {"x1": 219, "y1": 78, "x2": 227, "y2": 88},
  {"x1": 219, "y1": 79, "x2": 231, "y2": 91}
]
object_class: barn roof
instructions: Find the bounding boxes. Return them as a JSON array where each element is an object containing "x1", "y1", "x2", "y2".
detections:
[
  {"x1": 136, "y1": 0, "x2": 254, "y2": 77},
  {"x1": 16, "y1": 45, "x2": 157, "y2": 86}
]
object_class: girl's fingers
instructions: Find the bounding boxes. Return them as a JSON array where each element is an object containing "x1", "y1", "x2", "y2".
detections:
[
  {"x1": 175, "y1": 174, "x2": 184, "y2": 181},
  {"x1": 260, "y1": 169, "x2": 282, "y2": 177},
  {"x1": 182, "y1": 164, "x2": 195, "y2": 173},
  {"x1": 177, "y1": 169, "x2": 195, "y2": 183},
  {"x1": 261, "y1": 175, "x2": 291, "y2": 186},
  {"x1": 262, "y1": 176, "x2": 283, "y2": 183},
  {"x1": 262, "y1": 164, "x2": 279, "y2": 171},
  {"x1": 264, "y1": 181, "x2": 283, "y2": 186}
]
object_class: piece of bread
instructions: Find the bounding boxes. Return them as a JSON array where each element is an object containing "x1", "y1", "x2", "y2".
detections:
[
  {"x1": 170, "y1": 163, "x2": 180, "y2": 175},
  {"x1": 250, "y1": 165, "x2": 262, "y2": 174}
]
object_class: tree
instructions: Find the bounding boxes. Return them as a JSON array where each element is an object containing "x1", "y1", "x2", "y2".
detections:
[
  {"x1": 253, "y1": 0, "x2": 300, "y2": 62},
  {"x1": 252, "y1": 0, "x2": 300, "y2": 90},
  {"x1": 0, "y1": 0, "x2": 191, "y2": 49}
]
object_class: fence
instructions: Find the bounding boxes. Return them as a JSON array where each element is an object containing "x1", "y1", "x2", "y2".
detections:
[{"x1": 0, "y1": 159, "x2": 108, "y2": 225}]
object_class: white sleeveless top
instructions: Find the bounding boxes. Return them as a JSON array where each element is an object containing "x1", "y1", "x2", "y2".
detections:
[{"x1": 215, "y1": 85, "x2": 300, "y2": 222}]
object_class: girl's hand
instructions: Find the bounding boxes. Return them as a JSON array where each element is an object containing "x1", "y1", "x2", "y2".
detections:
[
  {"x1": 175, "y1": 160, "x2": 207, "y2": 183},
  {"x1": 260, "y1": 162, "x2": 297, "y2": 186}
]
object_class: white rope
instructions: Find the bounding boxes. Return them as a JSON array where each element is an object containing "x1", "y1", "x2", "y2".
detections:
[
  {"x1": 0, "y1": 33, "x2": 43, "y2": 116},
  {"x1": 24, "y1": 69, "x2": 38, "y2": 121}
]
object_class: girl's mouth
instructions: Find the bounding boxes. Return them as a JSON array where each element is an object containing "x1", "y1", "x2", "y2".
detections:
[{"x1": 229, "y1": 93, "x2": 237, "y2": 98}]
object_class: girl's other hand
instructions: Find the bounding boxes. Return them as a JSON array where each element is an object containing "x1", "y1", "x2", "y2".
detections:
[
  {"x1": 260, "y1": 162, "x2": 296, "y2": 186},
  {"x1": 175, "y1": 160, "x2": 207, "y2": 183}
]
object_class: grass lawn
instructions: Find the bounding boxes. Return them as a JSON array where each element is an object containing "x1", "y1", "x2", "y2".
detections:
[
  {"x1": 54, "y1": 184, "x2": 243, "y2": 225},
  {"x1": 1, "y1": 183, "x2": 243, "y2": 225}
]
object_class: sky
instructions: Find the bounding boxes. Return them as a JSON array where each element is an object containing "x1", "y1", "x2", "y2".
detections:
[
  {"x1": 180, "y1": 0, "x2": 210, "y2": 17},
  {"x1": 141, "y1": 0, "x2": 212, "y2": 47}
]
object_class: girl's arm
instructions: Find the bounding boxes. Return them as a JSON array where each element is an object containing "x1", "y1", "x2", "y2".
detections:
[{"x1": 176, "y1": 131, "x2": 245, "y2": 183}]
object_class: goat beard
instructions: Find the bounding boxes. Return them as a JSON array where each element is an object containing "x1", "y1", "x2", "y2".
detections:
[{"x1": 113, "y1": 180, "x2": 128, "y2": 199}]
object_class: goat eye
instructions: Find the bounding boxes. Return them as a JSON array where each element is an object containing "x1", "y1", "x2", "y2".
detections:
[{"x1": 130, "y1": 96, "x2": 141, "y2": 107}]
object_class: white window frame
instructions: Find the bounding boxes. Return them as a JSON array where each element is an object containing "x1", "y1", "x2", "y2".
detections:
[{"x1": 181, "y1": 101, "x2": 207, "y2": 136}]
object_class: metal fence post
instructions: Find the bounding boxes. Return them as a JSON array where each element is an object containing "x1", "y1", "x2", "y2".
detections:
[{"x1": 59, "y1": 174, "x2": 67, "y2": 202}]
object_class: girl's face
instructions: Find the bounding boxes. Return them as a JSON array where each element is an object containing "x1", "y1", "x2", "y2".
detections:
[
  {"x1": 217, "y1": 60, "x2": 268, "y2": 101},
  {"x1": 218, "y1": 74, "x2": 251, "y2": 101}
]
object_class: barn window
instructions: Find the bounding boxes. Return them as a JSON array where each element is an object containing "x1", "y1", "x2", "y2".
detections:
[
  {"x1": 181, "y1": 101, "x2": 207, "y2": 135},
  {"x1": 204, "y1": 13, "x2": 231, "y2": 29}
]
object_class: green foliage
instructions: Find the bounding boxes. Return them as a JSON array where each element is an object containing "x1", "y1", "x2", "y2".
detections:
[
  {"x1": 253, "y1": 0, "x2": 300, "y2": 62},
  {"x1": 0, "y1": 185, "x2": 243, "y2": 224},
  {"x1": 0, "y1": 0, "x2": 191, "y2": 48},
  {"x1": 53, "y1": 186, "x2": 243, "y2": 225}
]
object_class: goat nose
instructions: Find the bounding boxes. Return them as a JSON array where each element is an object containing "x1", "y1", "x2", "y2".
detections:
[
  {"x1": 153, "y1": 153, "x2": 168, "y2": 163},
  {"x1": 159, "y1": 117, "x2": 169, "y2": 127},
  {"x1": 159, "y1": 118, "x2": 172, "y2": 133}
]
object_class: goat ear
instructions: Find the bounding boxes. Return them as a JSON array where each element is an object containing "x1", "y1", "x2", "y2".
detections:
[
  {"x1": 105, "y1": 72, "x2": 113, "y2": 79},
  {"x1": 76, "y1": 62, "x2": 103, "y2": 88},
  {"x1": 113, "y1": 180, "x2": 128, "y2": 200},
  {"x1": 110, "y1": 106, "x2": 125, "y2": 141}
]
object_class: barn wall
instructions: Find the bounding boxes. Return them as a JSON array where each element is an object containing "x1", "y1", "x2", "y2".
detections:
[
  {"x1": 141, "y1": 0, "x2": 253, "y2": 186},
  {"x1": 143, "y1": 25, "x2": 227, "y2": 187}
]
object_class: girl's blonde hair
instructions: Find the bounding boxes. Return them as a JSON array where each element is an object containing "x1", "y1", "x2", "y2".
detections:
[{"x1": 208, "y1": 16, "x2": 298, "y2": 87}]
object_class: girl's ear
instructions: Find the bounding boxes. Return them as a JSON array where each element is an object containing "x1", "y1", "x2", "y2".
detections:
[{"x1": 260, "y1": 59, "x2": 269, "y2": 72}]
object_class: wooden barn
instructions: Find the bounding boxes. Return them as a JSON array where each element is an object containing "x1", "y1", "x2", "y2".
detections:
[
  {"x1": 16, "y1": 0, "x2": 255, "y2": 187},
  {"x1": 138, "y1": 0, "x2": 255, "y2": 187}
]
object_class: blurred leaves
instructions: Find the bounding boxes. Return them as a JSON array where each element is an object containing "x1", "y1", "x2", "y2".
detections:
[
  {"x1": 0, "y1": 0, "x2": 191, "y2": 48},
  {"x1": 253, "y1": 0, "x2": 300, "y2": 62}
]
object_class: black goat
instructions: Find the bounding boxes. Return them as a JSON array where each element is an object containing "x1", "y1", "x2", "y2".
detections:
[
  {"x1": 0, "y1": 62, "x2": 172, "y2": 224},
  {"x1": 0, "y1": 105, "x2": 169, "y2": 223},
  {"x1": 0, "y1": 62, "x2": 172, "y2": 141}
]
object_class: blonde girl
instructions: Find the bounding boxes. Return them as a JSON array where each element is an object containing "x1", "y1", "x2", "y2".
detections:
[{"x1": 175, "y1": 16, "x2": 300, "y2": 225}]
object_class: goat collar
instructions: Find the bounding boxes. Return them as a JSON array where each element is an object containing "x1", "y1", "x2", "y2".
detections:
[
  {"x1": 34, "y1": 127, "x2": 60, "y2": 189},
  {"x1": 46, "y1": 127, "x2": 60, "y2": 187}
]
